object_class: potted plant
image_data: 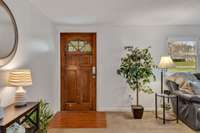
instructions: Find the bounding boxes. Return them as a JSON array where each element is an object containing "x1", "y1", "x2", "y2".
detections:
[
  {"x1": 117, "y1": 47, "x2": 156, "y2": 119},
  {"x1": 25, "y1": 99, "x2": 53, "y2": 133}
]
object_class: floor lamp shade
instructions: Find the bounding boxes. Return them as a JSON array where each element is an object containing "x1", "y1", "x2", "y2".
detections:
[
  {"x1": 159, "y1": 56, "x2": 175, "y2": 69},
  {"x1": 8, "y1": 69, "x2": 32, "y2": 107}
]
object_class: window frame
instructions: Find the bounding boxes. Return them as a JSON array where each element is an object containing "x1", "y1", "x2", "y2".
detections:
[{"x1": 167, "y1": 37, "x2": 199, "y2": 72}]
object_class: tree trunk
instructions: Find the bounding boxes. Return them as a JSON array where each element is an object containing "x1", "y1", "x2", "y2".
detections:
[{"x1": 136, "y1": 83, "x2": 139, "y2": 106}]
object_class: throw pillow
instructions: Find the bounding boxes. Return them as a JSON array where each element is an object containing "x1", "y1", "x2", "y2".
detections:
[
  {"x1": 166, "y1": 72, "x2": 198, "y2": 94},
  {"x1": 168, "y1": 72, "x2": 197, "y2": 81},
  {"x1": 179, "y1": 80, "x2": 194, "y2": 94},
  {"x1": 189, "y1": 81, "x2": 200, "y2": 95}
]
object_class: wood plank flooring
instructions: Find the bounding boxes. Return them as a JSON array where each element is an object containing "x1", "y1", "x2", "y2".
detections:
[{"x1": 48, "y1": 112, "x2": 106, "y2": 128}]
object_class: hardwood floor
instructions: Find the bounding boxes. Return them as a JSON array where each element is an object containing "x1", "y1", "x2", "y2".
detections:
[{"x1": 48, "y1": 112, "x2": 106, "y2": 128}]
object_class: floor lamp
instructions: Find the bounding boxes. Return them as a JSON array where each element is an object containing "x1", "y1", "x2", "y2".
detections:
[{"x1": 158, "y1": 56, "x2": 175, "y2": 93}]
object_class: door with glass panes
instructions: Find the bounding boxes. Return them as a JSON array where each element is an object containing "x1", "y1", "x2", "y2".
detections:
[{"x1": 60, "y1": 33, "x2": 96, "y2": 111}]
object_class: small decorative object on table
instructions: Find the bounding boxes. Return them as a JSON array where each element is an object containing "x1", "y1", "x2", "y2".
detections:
[
  {"x1": 164, "y1": 90, "x2": 171, "y2": 95},
  {"x1": 155, "y1": 93, "x2": 179, "y2": 124},
  {"x1": 0, "y1": 98, "x2": 4, "y2": 119},
  {"x1": 0, "y1": 107, "x2": 4, "y2": 120},
  {"x1": 8, "y1": 69, "x2": 32, "y2": 107},
  {"x1": 117, "y1": 46, "x2": 156, "y2": 119},
  {"x1": 7, "y1": 123, "x2": 25, "y2": 133}
]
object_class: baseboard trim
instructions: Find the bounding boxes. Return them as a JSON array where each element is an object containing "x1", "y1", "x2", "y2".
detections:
[{"x1": 97, "y1": 106, "x2": 155, "y2": 112}]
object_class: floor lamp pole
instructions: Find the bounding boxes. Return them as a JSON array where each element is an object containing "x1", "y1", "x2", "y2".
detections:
[{"x1": 161, "y1": 69, "x2": 164, "y2": 94}]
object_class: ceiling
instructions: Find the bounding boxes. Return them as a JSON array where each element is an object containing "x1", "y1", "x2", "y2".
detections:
[{"x1": 29, "y1": 0, "x2": 200, "y2": 26}]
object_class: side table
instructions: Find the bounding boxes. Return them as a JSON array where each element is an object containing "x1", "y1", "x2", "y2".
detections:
[
  {"x1": 0, "y1": 102, "x2": 39, "y2": 133},
  {"x1": 155, "y1": 93, "x2": 179, "y2": 124}
]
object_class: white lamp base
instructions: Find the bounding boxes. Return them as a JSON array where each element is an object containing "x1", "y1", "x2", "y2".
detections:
[{"x1": 15, "y1": 86, "x2": 27, "y2": 107}]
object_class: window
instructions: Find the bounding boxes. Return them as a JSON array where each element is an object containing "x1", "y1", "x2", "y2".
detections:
[
  {"x1": 66, "y1": 40, "x2": 92, "y2": 53},
  {"x1": 168, "y1": 38, "x2": 198, "y2": 72}
]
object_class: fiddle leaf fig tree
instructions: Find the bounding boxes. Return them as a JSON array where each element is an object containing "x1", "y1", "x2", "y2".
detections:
[{"x1": 117, "y1": 47, "x2": 156, "y2": 106}]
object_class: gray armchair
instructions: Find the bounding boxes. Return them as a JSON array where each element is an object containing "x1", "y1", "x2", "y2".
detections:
[{"x1": 166, "y1": 80, "x2": 200, "y2": 130}]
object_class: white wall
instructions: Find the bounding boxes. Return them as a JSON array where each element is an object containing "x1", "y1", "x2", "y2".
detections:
[
  {"x1": 0, "y1": 0, "x2": 56, "y2": 110},
  {"x1": 55, "y1": 25, "x2": 200, "y2": 112},
  {"x1": 0, "y1": 23, "x2": 15, "y2": 57},
  {"x1": 0, "y1": 0, "x2": 200, "y2": 112}
]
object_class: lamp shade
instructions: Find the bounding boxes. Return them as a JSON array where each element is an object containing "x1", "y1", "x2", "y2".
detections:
[
  {"x1": 158, "y1": 56, "x2": 175, "y2": 69},
  {"x1": 8, "y1": 69, "x2": 32, "y2": 87}
]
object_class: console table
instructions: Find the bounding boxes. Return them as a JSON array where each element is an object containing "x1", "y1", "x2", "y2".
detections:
[{"x1": 0, "y1": 102, "x2": 39, "y2": 133}]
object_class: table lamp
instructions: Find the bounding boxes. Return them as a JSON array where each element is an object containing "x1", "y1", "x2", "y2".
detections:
[
  {"x1": 8, "y1": 69, "x2": 32, "y2": 107},
  {"x1": 158, "y1": 56, "x2": 175, "y2": 93}
]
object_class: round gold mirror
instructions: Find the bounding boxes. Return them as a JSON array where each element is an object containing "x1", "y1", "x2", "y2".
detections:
[{"x1": 0, "y1": 0, "x2": 18, "y2": 67}]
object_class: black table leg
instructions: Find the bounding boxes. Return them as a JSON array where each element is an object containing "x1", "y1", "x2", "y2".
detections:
[
  {"x1": 155, "y1": 93, "x2": 157, "y2": 119},
  {"x1": 36, "y1": 104, "x2": 40, "y2": 130},
  {"x1": 0, "y1": 127, "x2": 6, "y2": 133},
  {"x1": 163, "y1": 96, "x2": 165, "y2": 124},
  {"x1": 33, "y1": 104, "x2": 40, "y2": 132},
  {"x1": 176, "y1": 96, "x2": 179, "y2": 123}
]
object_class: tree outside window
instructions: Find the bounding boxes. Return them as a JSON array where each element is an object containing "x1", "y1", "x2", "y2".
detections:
[{"x1": 168, "y1": 40, "x2": 197, "y2": 72}]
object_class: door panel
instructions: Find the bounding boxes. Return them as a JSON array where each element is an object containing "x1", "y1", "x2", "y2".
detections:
[
  {"x1": 61, "y1": 33, "x2": 96, "y2": 111},
  {"x1": 79, "y1": 68, "x2": 92, "y2": 103},
  {"x1": 79, "y1": 55, "x2": 92, "y2": 66},
  {"x1": 66, "y1": 55, "x2": 79, "y2": 65},
  {"x1": 65, "y1": 69, "x2": 78, "y2": 103}
]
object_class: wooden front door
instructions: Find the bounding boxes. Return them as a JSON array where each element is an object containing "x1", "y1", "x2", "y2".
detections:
[{"x1": 61, "y1": 33, "x2": 96, "y2": 111}]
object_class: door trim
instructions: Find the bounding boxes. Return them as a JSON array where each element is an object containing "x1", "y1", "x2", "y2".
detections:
[{"x1": 60, "y1": 32, "x2": 97, "y2": 111}]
